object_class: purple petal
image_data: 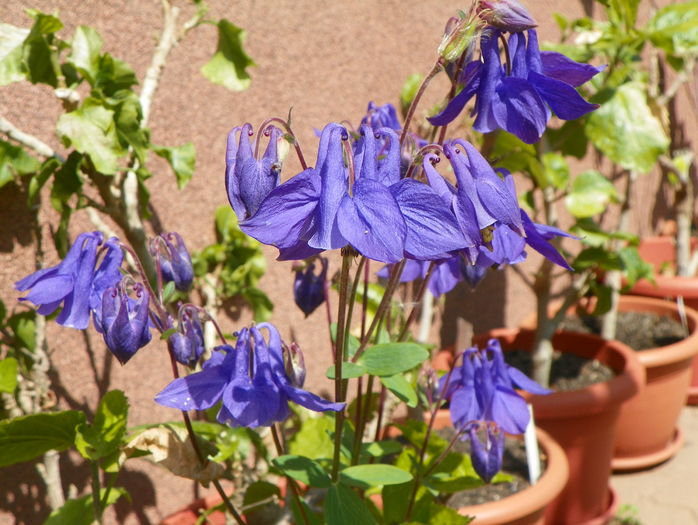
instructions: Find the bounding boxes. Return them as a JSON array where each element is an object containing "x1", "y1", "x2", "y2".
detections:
[
  {"x1": 427, "y1": 258, "x2": 463, "y2": 297},
  {"x1": 473, "y1": 30, "x2": 505, "y2": 134},
  {"x1": 241, "y1": 169, "x2": 320, "y2": 248},
  {"x1": 283, "y1": 384, "x2": 345, "y2": 412},
  {"x1": 494, "y1": 76, "x2": 548, "y2": 144},
  {"x1": 450, "y1": 386, "x2": 481, "y2": 429},
  {"x1": 154, "y1": 366, "x2": 228, "y2": 411},
  {"x1": 336, "y1": 178, "x2": 406, "y2": 263},
  {"x1": 521, "y1": 210, "x2": 573, "y2": 270},
  {"x1": 488, "y1": 385, "x2": 530, "y2": 434},
  {"x1": 541, "y1": 51, "x2": 605, "y2": 87},
  {"x1": 528, "y1": 70, "x2": 599, "y2": 120},
  {"x1": 507, "y1": 366, "x2": 551, "y2": 395},
  {"x1": 427, "y1": 61, "x2": 482, "y2": 127},
  {"x1": 390, "y1": 179, "x2": 465, "y2": 259},
  {"x1": 22, "y1": 274, "x2": 73, "y2": 305}
]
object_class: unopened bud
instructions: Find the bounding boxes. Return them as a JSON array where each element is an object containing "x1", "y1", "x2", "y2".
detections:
[
  {"x1": 477, "y1": 0, "x2": 537, "y2": 33},
  {"x1": 438, "y1": 12, "x2": 480, "y2": 63},
  {"x1": 283, "y1": 342, "x2": 306, "y2": 388}
]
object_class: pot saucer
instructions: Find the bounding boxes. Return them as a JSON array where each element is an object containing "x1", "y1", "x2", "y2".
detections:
[{"x1": 611, "y1": 427, "x2": 685, "y2": 471}]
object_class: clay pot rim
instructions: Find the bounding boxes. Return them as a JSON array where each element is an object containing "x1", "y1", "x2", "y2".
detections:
[
  {"x1": 614, "y1": 295, "x2": 698, "y2": 367},
  {"x1": 479, "y1": 328, "x2": 645, "y2": 418},
  {"x1": 457, "y1": 427, "x2": 568, "y2": 523}
]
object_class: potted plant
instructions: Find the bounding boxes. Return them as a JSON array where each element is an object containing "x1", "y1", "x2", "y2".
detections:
[{"x1": 3, "y1": 1, "x2": 593, "y2": 523}]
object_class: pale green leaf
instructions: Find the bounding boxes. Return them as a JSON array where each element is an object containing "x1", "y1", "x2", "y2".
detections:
[
  {"x1": 358, "y1": 342, "x2": 429, "y2": 376},
  {"x1": 564, "y1": 169, "x2": 619, "y2": 218},
  {"x1": 340, "y1": 464, "x2": 413, "y2": 488},
  {"x1": 0, "y1": 358, "x2": 18, "y2": 393},
  {"x1": 647, "y1": 2, "x2": 698, "y2": 56},
  {"x1": 380, "y1": 374, "x2": 418, "y2": 407},
  {"x1": 272, "y1": 455, "x2": 331, "y2": 488},
  {"x1": 43, "y1": 488, "x2": 127, "y2": 525},
  {"x1": 75, "y1": 390, "x2": 129, "y2": 461},
  {"x1": 585, "y1": 82, "x2": 669, "y2": 173},
  {"x1": 153, "y1": 143, "x2": 196, "y2": 189},
  {"x1": 0, "y1": 411, "x2": 86, "y2": 467},
  {"x1": 56, "y1": 97, "x2": 126, "y2": 174},
  {"x1": 0, "y1": 139, "x2": 41, "y2": 188},
  {"x1": 0, "y1": 23, "x2": 29, "y2": 85},
  {"x1": 68, "y1": 25, "x2": 103, "y2": 83},
  {"x1": 325, "y1": 484, "x2": 378, "y2": 525},
  {"x1": 200, "y1": 19, "x2": 255, "y2": 91}
]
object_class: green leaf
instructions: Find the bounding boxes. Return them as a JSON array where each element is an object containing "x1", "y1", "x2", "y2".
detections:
[
  {"x1": 0, "y1": 139, "x2": 41, "y2": 188},
  {"x1": 68, "y1": 25, "x2": 103, "y2": 83},
  {"x1": 75, "y1": 390, "x2": 129, "y2": 462},
  {"x1": 57, "y1": 98, "x2": 126, "y2": 174},
  {"x1": 153, "y1": 143, "x2": 196, "y2": 189},
  {"x1": 589, "y1": 281, "x2": 613, "y2": 315},
  {"x1": 200, "y1": 19, "x2": 254, "y2": 92},
  {"x1": 330, "y1": 323, "x2": 361, "y2": 359},
  {"x1": 619, "y1": 245, "x2": 654, "y2": 288},
  {"x1": 43, "y1": 488, "x2": 127, "y2": 525},
  {"x1": 357, "y1": 342, "x2": 428, "y2": 376},
  {"x1": 272, "y1": 455, "x2": 331, "y2": 488},
  {"x1": 22, "y1": 11, "x2": 63, "y2": 87},
  {"x1": 541, "y1": 152, "x2": 570, "y2": 190},
  {"x1": 564, "y1": 170, "x2": 618, "y2": 218},
  {"x1": 585, "y1": 83, "x2": 669, "y2": 173},
  {"x1": 326, "y1": 362, "x2": 366, "y2": 380},
  {"x1": 0, "y1": 23, "x2": 29, "y2": 85},
  {"x1": 288, "y1": 415, "x2": 335, "y2": 460},
  {"x1": 95, "y1": 53, "x2": 138, "y2": 94},
  {"x1": 0, "y1": 410, "x2": 86, "y2": 467},
  {"x1": 340, "y1": 464, "x2": 412, "y2": 488},
  {"x1": 324, "y1": 484, "x2": 378, "y2": 525},
  {"x1": 380, "y1": 373, "x2": 418, "y2": 407},
  {"x1": 361, "y1": 440, "x2": 403, "y2": 458},
  {"x1": 647, "y1": 2, "x2": 698, "y2": 56},
  {"x1": 412, "y1": 501, "x2": 474, "y2": 525},
  {"x1": 0, "y1": 357, "x2": 18, "y2": 393},
  {"x1": 112, "y1": 93, "x2": 148, "y2": 161},
  {"x1": 0, "y1": 298, "x2": 6, "y2": 323},
  {"x1": 8, "y1": 311, "x2": 36, "y2": 351}
]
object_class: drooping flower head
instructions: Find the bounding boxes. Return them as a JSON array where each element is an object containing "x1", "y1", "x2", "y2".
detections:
[
  {"x1": 428, "y1": 29, "x2": 603, "y2": 143},
  {"x1": 152, "y1": 232, "x2": 194, "y2": 292},
  {"x1": 15, "y1": 232, "x2": 124, "y2": 330},
  {"x1": 155, "y1": 323, "x2": 344, "y2": 428},
  {"x1": 469, "y1": 422, "x2": 506, "y2": 483},
  {"x1": 293, "y1": 258, "x2": 328, "y2": 317},
  {"x1": 477, "y1": 0, "x2": 537, "y2": 33},
  {"x1": 241, "y1": 123, "x2": 465, "y2": 263},
  {"x1": 96, "y1": 280, "x2": 152, "y2": 365},
  {"x1": 439, "y1": 338, "x2": 549, "y2": 434},
  {"x1": 170, "y1": 305, "x2": 206, "y2": 367},
  {"x1": 226, "y1": 123, "x2": 284, "y2": 221}
]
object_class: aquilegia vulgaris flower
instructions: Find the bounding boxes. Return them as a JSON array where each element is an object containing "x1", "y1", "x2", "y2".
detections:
[
  {"x1": 439, "y1": 338, "x2": 550, "y2": 481},
  {"x1": 15, "y1": 232, "x2": 123, "y2": 329},
  {"x1": 155, "y1": 323, "x2": 344, "y2": 427}
]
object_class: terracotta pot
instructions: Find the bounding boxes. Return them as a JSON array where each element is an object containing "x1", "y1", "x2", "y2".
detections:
[
  {"x1": 388, "y1": 413, "x2": 568, "y2": 525},
  {"x1": 161, "y1": 494, "x2": 228, "y2": 525},
  {"x1": 456, "y1": 428, "x2": 568, "y2": 525},
  {"x1": 628, "y1": 236, "x2": 698, "y2": 404},
  {"x1": 608, "y1": 295, "x2": 698, "y2": 470},
  {"x1": 467, "y1": 328, "x2": 644, "y2": 525}
]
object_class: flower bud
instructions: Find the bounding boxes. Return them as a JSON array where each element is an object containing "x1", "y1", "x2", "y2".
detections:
[
  {"x1": 469, "y1": 423, "x2": 505, "y2": 483},
  {"x1": 154, "y1": 232, "x2": 194, "y2": 292},
  {"x1": 293, "y1": 258, "x2": 327, "y2": 317},
  {"x1": 477, "y1": 0, "x2": 537, "y2": 33},
  {"x1": 170, "y1": 306, "x2": 205, "y2": 367},
  {"x1": 438, "y1": 13, "x2": 480, "y2": 63},
  {"x1": 283, "y1": 341, "x2": 306, "y2": 388},
  {"x1": 97, "y1": 281, "x2": 152, "y2": 364}
]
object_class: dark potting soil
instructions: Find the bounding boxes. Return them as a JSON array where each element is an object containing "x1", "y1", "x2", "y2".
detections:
[
  {"x1": 505, "y1": 349, "x2": 615, "y2": 391},
  {"x1": 436, "y1": 427, "x2": 545, "y2": 509},
  {"x1": 560, "y1": 311, "x2": 687, "y2": 350}
]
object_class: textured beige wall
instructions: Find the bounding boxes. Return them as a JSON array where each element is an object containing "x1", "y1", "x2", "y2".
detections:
[{"x1": 0, "y1": 1, "x2": 694, "y2": 524}]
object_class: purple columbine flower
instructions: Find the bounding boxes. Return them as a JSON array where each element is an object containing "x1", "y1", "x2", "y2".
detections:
[
  {"x1": 429, "y1": 29, "x2": 603, "y2": 144},
  {"x1": 440, "y1": 338, "x2": 549, "y2": 435},
  {"x1": 15, "y1": 232, "x2": 123, "y2": 330},
  {"x1": 477, "y1": 0, "x2": 537, "y2": 33},
  {"x1": 293, "y1": 258, "x2": 327, "y2": 317},
  {"x1": 96, "y1": 280, "x2": 152, "y2": 364},
  {"x1": 241, "y1": 123, "x2": 465, "y2": 263},
  {"x1": 170, "y1": 306, "x2": 205, "y2": 367},
  {"x1": 226, "y1": 123, "x2": 284, "y2": 221},
  {"x1": 155, "y1": 323, "x2": 344, "y2": 427},
  {"x1": 153, "y1": 232, "x2": 194, "y2": 292},
  {"x1": 360, "y1": 102, "x2": 401, "y2": 132}
]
